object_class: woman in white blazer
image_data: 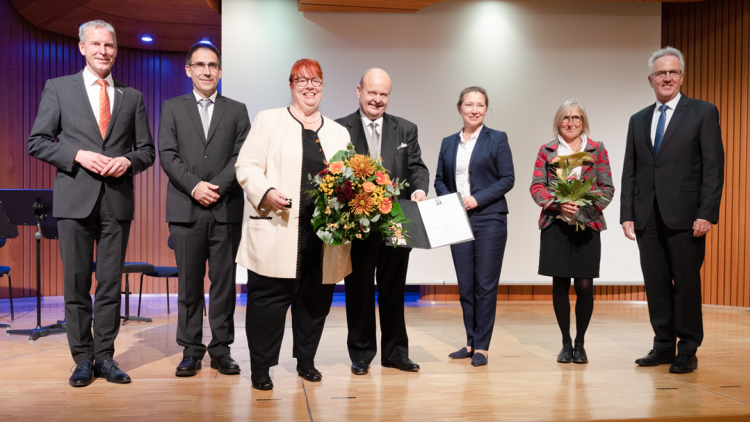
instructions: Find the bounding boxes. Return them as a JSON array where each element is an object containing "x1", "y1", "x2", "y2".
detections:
[{"x1": 235, "y1": 59, "x2": 351, "y2": 390}]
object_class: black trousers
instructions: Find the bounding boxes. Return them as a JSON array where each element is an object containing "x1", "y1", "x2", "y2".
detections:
[
  {"x1": 636, "y1": 203, "x2": 705, "y2": 356},
  {"x1": 450, "y1": 214, "x2": 507, "y2": 351},
  {"x1": 58, "y1": 187, "x2": 130, "y2": 364},
  {"x1": 245, "y1": 250, "x2": 335, "y2": 369},
  {"x1": 170, "y1": 209, "x2": 240, "y2": 359},
  {"x1": 344, "y1": 233, "x2": 411, "y2": 364}
]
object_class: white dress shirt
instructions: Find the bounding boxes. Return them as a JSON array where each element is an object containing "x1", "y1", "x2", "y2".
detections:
[
  {"x1": 650, "y1": 93, "x2": 681, "y2": 145},
  {"x1": 358, "y1": 109, "x2": 425, "y2": 199},
  {"x1": 455, "y1": 125, "x2": 483, "y2": 198},
  {"x1": 82, "y1": 67, "x2": 114, "y2": 126},
  {"x1": 191, "y1": 89, "x2": 219, "y2": 196}
]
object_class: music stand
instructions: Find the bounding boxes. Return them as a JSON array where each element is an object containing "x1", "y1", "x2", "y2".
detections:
[
  {"x1": 0, "y1": 190, "x2": 67, "y2": 341},
  {"x1": 0, "y1": 202, "x2": 19, "y2": 328}
]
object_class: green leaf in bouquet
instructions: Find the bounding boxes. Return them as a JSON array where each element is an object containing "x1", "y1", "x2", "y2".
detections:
[
  {"x1": 370, "y1": 214, "x2": 381, "y2": 222},
  {"x1": 330, "y1": 149, "x2": 349, "y2": 163},
  {"x1": 316, "y1": 229, "x2": 338, "y2": 246},
  {"x1": 346, "y1": 142, "x2": 356, "y2": 152}
]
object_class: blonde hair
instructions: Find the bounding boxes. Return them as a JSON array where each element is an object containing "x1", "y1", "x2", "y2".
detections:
[{"x1": 552, "y1": 99, "x2": 590, "y2": 138}]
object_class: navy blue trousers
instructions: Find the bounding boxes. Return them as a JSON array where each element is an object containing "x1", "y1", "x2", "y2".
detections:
[{"x1": 449, "y1": 213, "x2": 508, "y2": 351}]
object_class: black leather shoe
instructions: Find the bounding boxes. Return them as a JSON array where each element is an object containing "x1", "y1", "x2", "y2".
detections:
[
  {"x1": 557, "y1": 343, "x2": 573, "y2": 363},
  {"x1": 251, "y1": 368, "x2": 273, "y2": 391},
  {"x1": 94, "y1": 359, "x2": 131, "y2": 384},
  {"x1": 572, "y1": 343, "x2": 588, "y2": 364},
  {"x1": 297, "y1": 366, "x2": 323, "y2": 382},
  {"x1": 635, "y1": 348, "x2": 675, "y2": 366},
  {"x1": 382, "y1": 358, "x2": 420, "y2": 372},
  {"x1": 69, "y1": 359, "x2": 95, "y2": 387},
  {"x1": 449, "y1": 347, "x2": 474, "y2": 359},
  {"x1": 175, "y1": 356, "x2": 202, "y2": 377},
  {"x1": 669, "y1": 354, "x2": 698, "y2": 374},
  {"x1": 351, "y1": 361, "x2": 369, "y2": 375},
  {"x1": 210, "y1": 354, "x2": 240, "y2": 375}
]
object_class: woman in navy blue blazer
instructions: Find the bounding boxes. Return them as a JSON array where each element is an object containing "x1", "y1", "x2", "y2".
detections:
[{"x1": 434, "y1": 87, "x2": 515, "y2": 366}]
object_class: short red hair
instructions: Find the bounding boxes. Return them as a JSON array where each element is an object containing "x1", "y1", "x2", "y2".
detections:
[{"x1": 289, "y1": 59, "x2": 323, "y2": 86}]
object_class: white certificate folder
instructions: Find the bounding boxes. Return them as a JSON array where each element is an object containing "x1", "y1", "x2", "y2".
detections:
[{"x1": 396, "y1": 193, "x2": 474, "y2": 249}]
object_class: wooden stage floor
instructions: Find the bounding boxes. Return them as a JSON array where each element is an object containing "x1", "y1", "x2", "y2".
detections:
[{"x1": 1, "y1": 294, "x2": 750, "y2": 421}]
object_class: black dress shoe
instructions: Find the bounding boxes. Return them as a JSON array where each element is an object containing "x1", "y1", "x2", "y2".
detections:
[
  {"x1": 557, "y1": 343, "x2": 573, "y2": 363},
  {"x1": 94, "y1": 359, "x2": 131, "y2": 384},
  {"x1": 351, "y1": 361, "x2": 369, "y2": 375},
  {"x1": 448, "y1": 347, "x2": 474, "y2": 359},
  {"x1": 572, "y1": 343, "x2": 588, "y2": 364},
  {"x1": 669, "y1": 354, "x2": 698, "y2": 374},
  {"x1": 382, "y1": 358, "x2": 420, "y2": 372},
  {"x1": 210, "y1": 354, "x2": 240, "y2": 375},
  {"x1": 251, "y1": 368, "x2": 273, "y2": 391},
  {"x1": 635, "y1": 348, "x2": 675, "y2": 366},
  {"x1": 175, "y1": 356, "x2": 202, "y2": 377},
  {"x1": 69, "y1": 359, "x2": 95, "y2": 387},
  {"x1": 297, "y1": 366, "x2": 323, "y2": 382}
]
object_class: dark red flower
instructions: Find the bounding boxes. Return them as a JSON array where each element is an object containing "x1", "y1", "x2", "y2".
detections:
[
  {"x1": 337, "y1": 194, "x2": 346, "y2": 203},
  {"x1": 318, "y1": 168, "x2": 328, "y2": 176},
  {"x1": 336, "y1": 186, "x2": 342, "y2": 193}
]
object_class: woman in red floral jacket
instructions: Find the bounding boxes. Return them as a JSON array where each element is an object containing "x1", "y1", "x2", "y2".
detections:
[{"x1": 529, "y1": 99, "x2": 614, "y2": 365}]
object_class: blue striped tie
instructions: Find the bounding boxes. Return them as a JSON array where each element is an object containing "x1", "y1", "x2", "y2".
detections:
[{"x1": 653, "y1": 104, "x2": 668, "y2": 154}]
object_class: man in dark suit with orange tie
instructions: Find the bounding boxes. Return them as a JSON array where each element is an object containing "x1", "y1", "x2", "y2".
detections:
[
  {"x1": 158, "y1": 42, "x2": 250, "y2": 377},
  {"x1": 27, "y1": 20, "x2": 155, "y2": 387},
  {"x1": 621, "y1": 47, "x2": 724, "y2": 374}
]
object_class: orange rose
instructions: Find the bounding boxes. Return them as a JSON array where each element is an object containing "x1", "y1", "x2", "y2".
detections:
[
  {"x1": 374, "y1": 171, "x2": 388, "y2": 185},
  {"x1": 328, "y1": 161, "x2": 344, "y2": 174},
  {"x1": 379, "y1": 198, "x2": 393, "y2": 214},
  {"x1": 362, "y1": 181, "x2": 376, "y2": 193}
]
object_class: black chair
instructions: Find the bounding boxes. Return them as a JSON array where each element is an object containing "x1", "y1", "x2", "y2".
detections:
[
  {"x1": 138, "y1": 235, "x2": 178, "y2": 316},
  {"x1": 137, "y1": 235, "x2": 206, "y2": 318},
  {"x1": 0, "y1": 238, "x2": 14, "y2": 322},
  {"x1": 92, "y1": 261, "x2": 155, "y2": 325}
]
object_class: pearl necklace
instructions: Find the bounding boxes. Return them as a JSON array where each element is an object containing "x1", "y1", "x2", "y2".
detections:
[{"x1": 291, "y1": 105, "x2": 321, "y2": 124}]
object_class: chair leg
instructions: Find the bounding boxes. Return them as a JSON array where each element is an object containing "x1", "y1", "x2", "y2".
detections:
[
  {"x1": 5, "y1": 272, "x2": 13, "y2": 322},
  {"x1": 166, "y1": 278, "x2": 170, "y2": 315},
  {"x1": 138, "y1": 273, "x2": 145, "y2": 317}
]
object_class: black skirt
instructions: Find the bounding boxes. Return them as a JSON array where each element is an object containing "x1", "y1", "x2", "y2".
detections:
[{"x1": 538, "y1": 219, "x2": 601, "y2": 278}]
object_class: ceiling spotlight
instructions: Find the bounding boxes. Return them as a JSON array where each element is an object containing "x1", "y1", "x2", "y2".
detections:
[
  {"x1": 141, "y1": 35, "x2": 154, "y2": 42},
  {"x1": 199, "y1": 37, "x2": 212, "y2": 44}
]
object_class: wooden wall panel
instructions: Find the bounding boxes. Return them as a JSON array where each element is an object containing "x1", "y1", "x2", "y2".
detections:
[
  {"x1": 663, "y1": 0, "x2": 750, "y2": 308},
  {"x1": 0, "y1": 0, "x2": 194, "y2": 299}
]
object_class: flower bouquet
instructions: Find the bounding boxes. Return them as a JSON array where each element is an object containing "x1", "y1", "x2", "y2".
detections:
[
  {"x1": 307, "y1": 143, "x2": 410, "y2": 246},
  {"x1": 543, "y1": 152, "x2": 610, "y2": 231}
]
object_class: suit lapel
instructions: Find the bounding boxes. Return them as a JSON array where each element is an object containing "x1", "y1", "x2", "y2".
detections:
[
  {"x1": 643, "y1": 104, "x2": 656, "y2": 158},
  {"x1": 184, "y1": 94, "x2": 207, "y2": 144},
  {"x1": 448, "y1": 132, "x2": 460, "y2": 187},
  {"x1": 206, "y1": 94, "x2": 227, "y2": 145},
  {"x1": 103, "y1": 80, "x2": 124, "y2": 142},
  {"x1": 655, "y1": 95, "x2": 688, "y2": 159},
  {"x1": 380, "y1": 113, "x2": 398, "y2": 168},
  {"x1": 468, "y1": 126, "x2": 490, "y2": 169},
  {"x1": 72, "y1": 71, "x2": 102, "y2": 139}
]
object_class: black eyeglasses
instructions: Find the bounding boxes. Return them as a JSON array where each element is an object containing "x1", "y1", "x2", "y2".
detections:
[
  {"x1": 189, "y1": 62, "x2": 220, "y2": 72},
  {"x1": 295, "y1": 77, "x2": 322, "y2": 87}
]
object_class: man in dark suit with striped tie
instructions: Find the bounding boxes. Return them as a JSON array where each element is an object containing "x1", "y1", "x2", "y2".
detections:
[
  {"x1": 27, "y1": 20, "x2": 155, "y2": 387},
  {"x1": 620, "y1": 46, "x2": 724, "y2": 374},
  {"x1": 158, "y1": 42, "x2": 250, "y2": 378}
]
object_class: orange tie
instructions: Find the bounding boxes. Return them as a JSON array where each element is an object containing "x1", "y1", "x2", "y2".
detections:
[{"x1": 96, "y1": 79, "x2": 111, "y2": 139}]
